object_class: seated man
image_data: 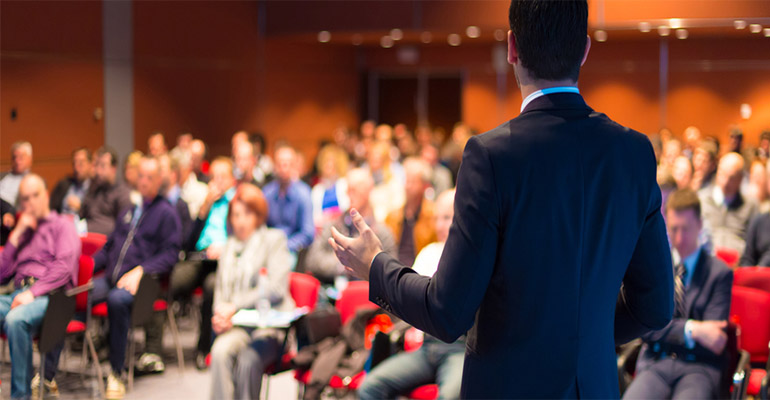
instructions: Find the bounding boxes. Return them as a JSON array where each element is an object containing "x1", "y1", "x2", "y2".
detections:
[
  {"x1": 81, "y1": 147, "x2": 132, "y2": 236},
  {"x1": 49, "y1": 147, "x2": 93, "y2": 216},
  {"x1": 623, "y1": 189, "x2": 733, "y2": 400},
  {"x1": 0, "y1": 174, "x2": 80, "y2": 399},
  {"x1": 699, "y1": 152, "x2": 757, "y2": 255},
  {"x1": 740, "y1": 162, "x2": 770, "y2": 266},
  {"x1": 385, "y1": 157, "x2": 436, "y2": 267},
  {"x1": 306, "y1": 168, "x2": 396, "y2": 285},
  {"x1": 359, "y1": 189, "x2": 464, "y2": 400},
  {"x1": 171, "y1": 156, "x2": 235, "y2": 369},
  {"x1": 263, "y1": 144, "x2": 314, "y2": 263},
  {"x1": 0, "y1": 141, "x2": 33, "y2": 207},
  {"x1": 90, "y1": 155, "x2": 181, "y2": 399}
]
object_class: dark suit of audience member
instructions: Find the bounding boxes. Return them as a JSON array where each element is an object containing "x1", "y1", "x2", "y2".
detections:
[
  {"x1": 739, "y1": 212, "x2": 770, "y2": 266},
  {"x1": 49, "y1": 175, "x2": 90, "y2": 215},
  {"x1": 81, "y1": 180, "x2": 131, "y2": 236}
]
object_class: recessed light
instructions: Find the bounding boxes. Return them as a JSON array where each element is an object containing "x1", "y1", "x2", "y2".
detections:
[
  {"x1": 594, "y1": 30, "x2": 607, "y2": 42},
  {"x1": 447, "y1": 33, "x2": 461, "y2": 46},
  {"x1": 466, "y1": 26, "x2": 480, "y2": 38},
  {"x1": 638, "y1": 22, "x2": 651, "y2": 33},
  {"x1": 420, "y1": 31, "x2": 432, "y2": 44},
  {"x1": 352, "y1": 34, "x2": 363, "y2": 46},
  {"x1": 658, "y1": 26, "x2": 670, "y2": 36},
  {"x1": 381, "y1": 36, "x2": 394, "y2": 48},
  {"x1": 734, "y1": 20, "x2": 747, "y2": 30},
  {"x1": 750, "y1": 24, "x2": 762, "y2": 34},
  {"x1": 676, "y1": 29, "x2": 688, "y2": 39},
  {"x1": 494, "y1": 29, "x2": 506, "y2": 41},
  {"x1": 318, "y1": 31, "x2": 331, "y2": 43},
  {"x1": 390, "y1": 29, "x2": 403, "y2": 41},
  {"x1": 669, "y1": 18, "x2": 683, "y2": 29},
  {"x1": 764, "y1": 28, "x2": 770, "y2": 37}
]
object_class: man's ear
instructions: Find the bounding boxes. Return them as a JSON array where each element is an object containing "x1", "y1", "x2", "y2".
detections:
[
  {"x1": 507, "y1": 30, "x2": 518, "y2": 65},
  {"x1": 580, "y1": 35, "x2": 591, "y2": 67}
]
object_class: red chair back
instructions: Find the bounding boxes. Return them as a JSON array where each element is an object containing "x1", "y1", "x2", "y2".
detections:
[
  {"x1": 289, "y1": 272, "x2": 321, "y2": 311},
  {"x1": 335, "y1": 281, "x2": 377, "y2": 325},
  {"x1": 734, "y1": 267, "x2": 770, "y2": 293},
  {"x1": 76, "y1": 255, "x2": 95, "y2": 312},
  {"x1": 730, "y1": 285, "x2": 770, "y2": 364},
  {"x1": 81, "y1": 233, "x2": 107, "y2": 257},
  {"x1": 716, "y1": 247, "x2": 740, "y2": 268}
]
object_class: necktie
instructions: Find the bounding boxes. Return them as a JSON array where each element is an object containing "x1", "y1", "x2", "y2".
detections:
[{"x1": 673, "y1": 261, "x2": 686, "y2": 318}]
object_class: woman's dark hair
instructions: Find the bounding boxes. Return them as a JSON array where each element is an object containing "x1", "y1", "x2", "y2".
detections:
[{"x1": 509, "y1": 0, "x2": 588, "y2": 82}]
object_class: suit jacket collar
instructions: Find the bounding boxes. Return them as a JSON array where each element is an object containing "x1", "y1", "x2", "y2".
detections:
[
  {"x1": 684, "y1": 247, "x2": 710, "y2": 317},
  {"x1": 519, "y1": 92, "x2": 592, "y2": 115}
]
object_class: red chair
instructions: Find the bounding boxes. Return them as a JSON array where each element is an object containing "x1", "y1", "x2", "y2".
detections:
[
  {"x1": 734, "y1": 267, "x2": 770, "y2": 293},
  {"x1": 335, "y1": 281, "x2": 378, "y2": 325},
  {"x1": 716, "y1": 247, "x2": 740, "y2": 268},
  {"x1": 731, "y1": 285, "x2": 770, "y2": 399},
  {"x1": 289, "y1": 272, "x2": 321, "y2": 311},
  {"x1": 80, "y1": 233, "x2": 107, "y2": 257}
]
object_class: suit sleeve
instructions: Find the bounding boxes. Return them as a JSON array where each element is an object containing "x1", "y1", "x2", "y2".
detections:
[
  {"x1": 369, "y1": 136, "x2": 499, "y2": 343},
  {"x1": 615, "y1": 144, "x2": 674, "y2": 345}
]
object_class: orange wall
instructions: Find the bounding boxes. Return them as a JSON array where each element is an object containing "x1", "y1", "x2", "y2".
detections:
[{"x1": 0, "y1": 0, "x2": 104, "y2": 188}]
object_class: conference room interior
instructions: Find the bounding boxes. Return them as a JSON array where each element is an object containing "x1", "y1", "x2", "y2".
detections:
[{"x1": 1, "y1": 0, "x2": 770, "y2": 399}]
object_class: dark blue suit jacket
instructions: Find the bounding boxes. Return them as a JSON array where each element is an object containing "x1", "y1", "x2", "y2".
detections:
[
  {"x1": 369, "y1": 93, "x2": 674, "y2": 398},
  {"x1": 636, "y1": 248, "x2": 733, "y2": 370}
]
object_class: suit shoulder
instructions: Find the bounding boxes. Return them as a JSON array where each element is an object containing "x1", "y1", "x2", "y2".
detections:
[{"x1": 705, "y1": 255, "x2": 733, "y2": 280}]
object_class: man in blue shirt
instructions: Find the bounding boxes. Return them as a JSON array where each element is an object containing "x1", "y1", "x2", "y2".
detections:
[
  {"x1": 624, "y1": 189, "x2": 733, "y2": 399},
  {"x1": 262, "y1": 144, "x2": 314, "y2": 267}
]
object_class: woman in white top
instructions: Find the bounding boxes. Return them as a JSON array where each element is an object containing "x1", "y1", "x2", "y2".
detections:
[
  {"x1": 311, "y1": 144, "x2": 350, "y2": 229},
  {"x1": 209, "y1": 183, "x2": 295, "y2": 400}
]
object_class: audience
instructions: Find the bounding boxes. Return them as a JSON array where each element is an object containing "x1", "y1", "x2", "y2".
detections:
[
  {"x1": 263, "y1": 144, "x2": 314, "y2": 261},
  {"x1": 699, "y1": 152, "x2": 758, "y2": 255},
  {"x1": 306, "y1": 168, "x2": 396, "y2": 285},
  {"x1": 671, "y1": 156, "x2": 693, "y2": 191},
  {"x1": 310, "y1": 144, "x2": 350, "y2": 229},
  {"x1": 191, "y1": 139, "x2": 210, "y2": 183},
  {"x1": 233, "y1": 140, "x2": 260, "y2": 188},
  {"x1": 90, "y1": 155, "x2": 181, "y2": 399},
  {"x1": 385, "y1": 157, "x2": 437, "y2": 267},
  {"x1": 80, "y1": 147, "x2": 131, "y2": 235},
  {"x1": 740, "y1": 161, "x2": 770, "y2": 266},
  {"x1": 359, "y1": 189, "x2": 464, "y2": 400},
  {"x1": 209, "y1": 183, "x2": 294, "y2": 399},
  {"x1": 623, "y1": 189, "x2": 733, "y2": 399},
  {"x1": 0, "y1": 174, "x2": 80, "y2": 399},
  {"x1": 1, "y1": 198, "x2": 14, "y2": 246},
  {"x1": 49, "y1": 147, "x2": 93, "y2": 216},
  {"x1": 176, "y1": 148, "x2": 208, "y2": 219},
  {"x1": 367, "y1": 140, "x2": 406, "y2": 223},
  {"x1": 0, "y1": 141, "x2": 33, "y2": 207},
  {"x1": 747, "y1": 160, "x2": 768, "y2": 212},
  {"x1": 248, "y1": 132, "x2": 274, "y2": 187},
  {"x1": 420, "y1": 142, "x2": 454, "y2": 196},
  {"x1": 148, "y1": 132, "x2": 168, "y2": 157},
  {"x1": 691, "y1": 140, "x2": 718, "y2": 192},
  {"x1": 172, "y1": 156, "x2": 236, "y2": 369}
]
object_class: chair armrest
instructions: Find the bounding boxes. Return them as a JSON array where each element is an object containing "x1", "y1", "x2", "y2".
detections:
[
  {"x1": 65, "y1": 280, "x2": 94, "y2": 297},
  {"x1": 731, "y1": 349, "x2": 752, "y2": 400},
  {"x1": 760, "y1": 363, "x2": 769, "y2": 400}
]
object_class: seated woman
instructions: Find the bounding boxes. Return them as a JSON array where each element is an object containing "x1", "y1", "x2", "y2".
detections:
[{"x1": 209, "y1": 183, "x2": 295, "y2": 400}]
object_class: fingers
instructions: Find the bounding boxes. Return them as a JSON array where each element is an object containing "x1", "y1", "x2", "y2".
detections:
[
  {"x1": 349, "y1": 209, "x2": 370, "y2": 234},
  {"x1": 330, "y1": 226, "x2": 352, "y2": 249}
]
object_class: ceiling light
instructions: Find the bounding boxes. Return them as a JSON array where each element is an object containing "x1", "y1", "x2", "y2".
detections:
[
  {"x1": 447, "y1": 34, "x2": 461, "y2": 46},
  {"x1": 734, "y1": 20, "x2": 747, "y2": 29},
  {"x1": 594, "y1": 30, "x2": 607, "y2": 42},
  {"x1": 494, "y1": 29, "x2": 506, "y2": 41},
  {"x1": 750, "y1": 24, "x2": 762, "y2": 33},
  {"x1": 420, "y1": 31, "x2": 432, "y2": 44},
  {"x1": 764, "y1": 28, "x2": 770, "y2": 37},
  {"x1": 466, "y1": 26, "x2": 480, "y2": 38},
  {"x1": 390, "y1": 29, "x2": 403, "y2": 41},
  {"x1": 380, "y1": 36, "x2": 394, "y2": 48},
  {"x1": 638, "y1": 22, "x2": 651, "y2": 33},
  {"x1": 317, "y1": 31, "x2": 331, "y2": 43},
  {"x1": 676, "y1": 29, "x2": 688, "y2": 39},
  {"x1": 657, "y1": 26, "x2": 670, "y2": 36},
  {"x1": 669, "y1": 18, "x2": 683, "y2": 29},
  {"x1": 351, "y1": 34, "x2": 363, "y2": 46}
]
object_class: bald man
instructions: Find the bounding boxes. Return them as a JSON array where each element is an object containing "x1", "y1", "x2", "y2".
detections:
[
  {"x1": 699, "y1": 152, "x2": 758, "y2": 255},
  {"x1": 306, "y1": 168, "x2": 396, "y2": 285},
  {"x1": 0, "y1": 174, "x2": 80, "y2": 399}
]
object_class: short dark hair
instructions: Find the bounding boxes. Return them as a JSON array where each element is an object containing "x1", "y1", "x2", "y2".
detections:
[
  {"x1": 248, "y1": 132, "x2": 267, "y2": 153},
  {"x1": 666, "y1": 189, "x2": 701, "y2": 219},
  {"x1": 95, "y1": 146, "x2": 119, "y2": 167},
  {"x1": 72, "y1": 147, "x2": 92, "y2": 162},
  {"x1": 508, "y1": 0, "x2": 588, "y2": 81}
]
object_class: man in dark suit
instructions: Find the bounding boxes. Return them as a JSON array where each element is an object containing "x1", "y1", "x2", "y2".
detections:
[
  {"x1": 328, "y1": 1, "x2": 674, "y2": 398},
  {"x1": 623, "y1": 189, "x2": 733, "y2": 399}
]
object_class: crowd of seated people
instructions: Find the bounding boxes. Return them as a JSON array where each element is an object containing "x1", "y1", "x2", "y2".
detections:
[{"x1": 0, "y1": 120, "x2": 768, "y2": 399}]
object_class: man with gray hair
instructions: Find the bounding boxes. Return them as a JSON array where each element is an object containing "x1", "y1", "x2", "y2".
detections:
[
  {"x1": 0, "y1": 141, "x2": 33, "y2": 206},
  {"x1": 699, "y1": 152, "x2": 758, "y2": 255},
  {"x1": 174, "y1": 149, "x2": 208, "y2": 219}
]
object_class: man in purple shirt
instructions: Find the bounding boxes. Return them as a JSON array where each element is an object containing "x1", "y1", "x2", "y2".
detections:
[{"x1": 0, "y1": 174, "x2": 80, "y2": 399}]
